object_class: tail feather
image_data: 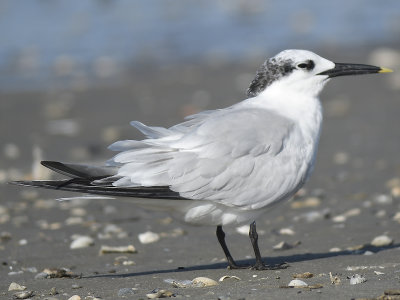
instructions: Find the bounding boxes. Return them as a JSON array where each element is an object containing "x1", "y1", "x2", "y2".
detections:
[
  {"x1": 41, "y1": 161, "x2": 117, "y2": 179},
  {"x1": 9, "y1": 160, "x2": 185, "y2": 200},
  {"x1": 10, "y1": 179, "x2": 184, "y2": 199}
]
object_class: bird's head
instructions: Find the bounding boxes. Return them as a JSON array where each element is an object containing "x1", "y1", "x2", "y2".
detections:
[{"x1": 247, "y1": 49, "x2": 392, "y2": 98}]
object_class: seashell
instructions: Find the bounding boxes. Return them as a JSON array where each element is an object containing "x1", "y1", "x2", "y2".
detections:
[
  {"x1": 288, "y1": 279, "x2": 308, "y2": 287},
  {"x1": 370, "y1": 235, "x2": 393, "y2": 247},
  {"x1": 138, "y1": 231, "x2": 160, "y2": 244},
  {"x1": 219, "y1": 275, "x2": 241, "y2": 282},
  {"x1": 192, "y1": 277, "x2": 218, "y2": 287},
  {"x1": 8, "y1": 282, "x2": 26, "y2": 291},
  {"x1": 99, "y1": 245, "x2": 137, "y2": 255},
  {"x1": 70, "y1": 235, "x2": 94, "y2": 249},
  {"x1": 146, "y1": 289, "x2": 174, "y2": 299},
  {"x1": 349, "y1": 274, "x2": 367, "y2": 285},
  {"x1": 13, "y1": 291, "x2": 34, "y2": 299},
  {"x1": 293, "y1": 272, "x2": 313, "y2": 279}
]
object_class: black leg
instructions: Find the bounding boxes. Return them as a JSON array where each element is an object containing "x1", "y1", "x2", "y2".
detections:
[
  {"x1": 248, "y1": 221, "x2": 289, "y2": 270},
  {"x1": 216, "y1": 226, "x2": 247, "y2": 269},
  {"x1": 216, "y1": 223, "x2": 289, "y2": 270}
]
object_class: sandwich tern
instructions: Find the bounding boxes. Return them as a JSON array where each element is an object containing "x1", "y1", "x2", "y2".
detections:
[{"x1": 12, "y1": 49, "x2": 392, "y2": 270}]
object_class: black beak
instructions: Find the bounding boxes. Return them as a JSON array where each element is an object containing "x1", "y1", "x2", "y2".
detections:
[{"x1": 318, "y1": 63, "x2": 392, "y2": 78}]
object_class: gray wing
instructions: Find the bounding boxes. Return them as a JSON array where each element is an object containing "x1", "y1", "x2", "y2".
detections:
[{"x1": 108, "y1": 106, "x2": 296, "y2": 209}]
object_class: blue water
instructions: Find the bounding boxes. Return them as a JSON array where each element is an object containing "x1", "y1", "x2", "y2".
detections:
[{"x1": 1, "y1": 0, "x2": 399, "y2": 90}]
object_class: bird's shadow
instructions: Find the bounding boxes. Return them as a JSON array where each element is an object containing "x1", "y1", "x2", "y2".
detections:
[{"x1": 84, "y1": 243, "x2": 399, "y2": 279}]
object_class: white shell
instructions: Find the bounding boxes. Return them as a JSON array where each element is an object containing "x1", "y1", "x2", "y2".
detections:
[
  {"x1": 288, "y1": 279, "x2": 308, "y2": 287},
  {"x1": 192, "y1": 277, "x2": 218, "y2": 287},
  {"x1": 138, "y1": 231, "x2": 160, "y2": 244},
  {"x1": 8, "y1": 282, "x2": 26, "y2": 291},
  {"x1": 219, "y1": 275, "x2": 241, "y2": 282},
  {"x1": 68, "y1": 296, "x2": 81, "y2": 300},
  {"x1": 349, "y1": 274, "x2": 367, "y2": 285},
  {"x1": 70, "y1": 235, "x2": 94, "y2": 249},
  {"x1": 99, "y1": 245, "x2": 137, "y2": 255},
  {"x1": 370, "y1": 235, "x2": 393, "y2": 247}
]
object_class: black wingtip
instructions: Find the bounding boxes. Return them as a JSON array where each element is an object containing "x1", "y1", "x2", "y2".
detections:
[{"x1": 41, "y1": 160, "x2": 60, "y2": 168}]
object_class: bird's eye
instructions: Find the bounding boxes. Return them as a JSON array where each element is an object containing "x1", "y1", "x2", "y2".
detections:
[{"x1": 297, "y1": 60, "x2": 315, "y2": 71}]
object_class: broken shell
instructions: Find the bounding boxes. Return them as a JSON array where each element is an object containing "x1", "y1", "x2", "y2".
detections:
[
  {"x1": 8, "y1": 282, "x2": 26, "y2": 291},
  {"x1": 329, "y1": 272, "x2": 341, "y2": 285},
  {"x1": 68, "y1": 296, "x2": 81, "y2": 300},
  {"x1": 117, "y1": 288, "x2": 136, "y2": 297},
  {"x1": 279, "y1": 228, "x2": 295, "y2": 235},
  {"x1": 146, "y1": 289, "x2": 174, "y2": 299},
  {"x1": 70, "y1": 235, "x2": 94, "y2": 249},
  {"x1": 291, "y1": 197, "x2": 321, "y2": 209},
  {"x1": 99, "y1": 245, "x2": 137, "y2": 255},
  {"x1": 138, "y1": 231, "x2": 160, "y2": 244},
  {"x1": 192, "y1": 277, "x2": 218, "y2": 287},
  {"x1": 370, "y1": 235, "x2": 393, "y2": 247},
  {"x1": 13, "y1": 291, "x2": 33, "y2": 299},
  {"x1": 219, "y1": 275, "x2": 241, "y2": 282},
  {"x1": 164, "y1": 278, "x2": 192, "y2": 288},
  {"x1": 13, "y1": 291, "x2": 34, "y2": 299},
  {"x1": 293, "y1": 272, "x2": 313, "y2": 279},
  {"x1": 349, "y1": 274, "x2": 367, "y2": 285},
  {"x1": 288, "y1": 279, "x2": 308, "y2": 287},
  {"x1": 236, "y1": 224, "x2": 250, "y2": 235}
]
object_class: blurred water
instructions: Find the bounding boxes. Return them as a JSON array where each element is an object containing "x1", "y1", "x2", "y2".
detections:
[{"x1": 0, "y1": 0, "x2": 399, "y2": 91}]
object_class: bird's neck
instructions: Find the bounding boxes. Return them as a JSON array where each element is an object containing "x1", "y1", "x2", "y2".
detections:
[{"x1": 246, "y1": 84, "x2": 323, "y2": 143}]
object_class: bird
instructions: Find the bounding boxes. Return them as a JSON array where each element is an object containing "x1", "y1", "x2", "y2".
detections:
[{"x1": 11, "y1": 49, "x2": 392, "y2": 270}]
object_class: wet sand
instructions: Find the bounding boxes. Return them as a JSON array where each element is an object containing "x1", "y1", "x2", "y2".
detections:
[{"x1": 1, "y1": 47, "x2": 400, "y2": 299}]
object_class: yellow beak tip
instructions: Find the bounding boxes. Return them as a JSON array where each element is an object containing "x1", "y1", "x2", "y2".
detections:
[{"x1": 379, "y1": 67, "x2": 393, "y2": 73}]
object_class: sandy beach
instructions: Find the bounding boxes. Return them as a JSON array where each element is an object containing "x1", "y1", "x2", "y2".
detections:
[{"x1": 1, "y1": 47, "x2": 400, "y2": 299}]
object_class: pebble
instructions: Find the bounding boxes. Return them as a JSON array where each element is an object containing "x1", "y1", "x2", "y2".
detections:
[
  {"x1": 8, "y1": 282, "x2": 26, "y2": 291},
  {"x1": 349, "y1": 274, "x2": 367, "y2": 285},
  {"x1": 4, "y1": 143, "x2": 20, "y2": 159},
  {"x1": 329, "y1": 272, "x2": 341, "y2": 285},
  {"x1": 35, "y1": 272, "x2": 50, "y2": 279},
  {"x1": 370, "y1": 235, "x2": 393, "y2": 247},
  {"x1": 65, "y1": 217, "x2": 84, "y2": 225},
  {"x1": 0, "y1": 231, "x2": 12, "y2": 242},
  {"x1": 99, "y1": 245, "x2": 137, "y2": 255},
  {"x1": 373, "y1": 194, "x2": 393, "y2": 205},
  {"x1": 46, "y1": 119, "x2": 80, "y2": 136},
  {"x1": 117, "y1": 288, "x2": 137, "y2": 297},
  {"x1": 393, "y1": 212, "x2": 400, "y2": 223},
  {"x1": 293, "y1": 272, "x2": 313, "y2": 279},
  {"x1": 70, "y1": 235, "x2": 94, "y2": 249},
  {"x1": 164, "y1": 279, "x2": 193, "y2": 288},
  {"x1": 146, "y1": 289, "x2": 174, "y2": 299},
  {"x1": 293, "y1": 209, "x2": 330, "y2": 223},
  {"x1": 49, "y1": 287, "x2": 58, "y2": 295},
  {"x1": 236, "y1": 224, "x2": 250, "y2": 235},
  {"x1": 291, "y1": 197, "x2": 321, "y2": 209},
  {"x1": 333, "y1": 151, "x2": 349, "y2": 165},
  {"x1": 13, "y1": 291, "x2": 33, "y2": 299},
  {"x1": 159, "y1": 228, "x2": 186, "y2": 238},
  {"x1": 68, "y1": 296, "x2": 81, "y2": 300},
  {"x1": 329, "y1": 247, "x2": 342, "y2": 252},
  {"x1": 288, "y1": 279, "x2": 308, "y2": 287},
  {"x1": 273, "y1": 241, "x2": 300, "y2": 250},
  {"x1": 72, "y1": 284, "x2": 82, "y2": 289},
  {"x1": 279, "y1": 228, "x2": 295, "y2": 235},
  {"x1": 18, "y1": 239, "x2": 28, "y2": 246},
  {"x1": 138, "y1": 231, "x2": 160, "y2": 244}
]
